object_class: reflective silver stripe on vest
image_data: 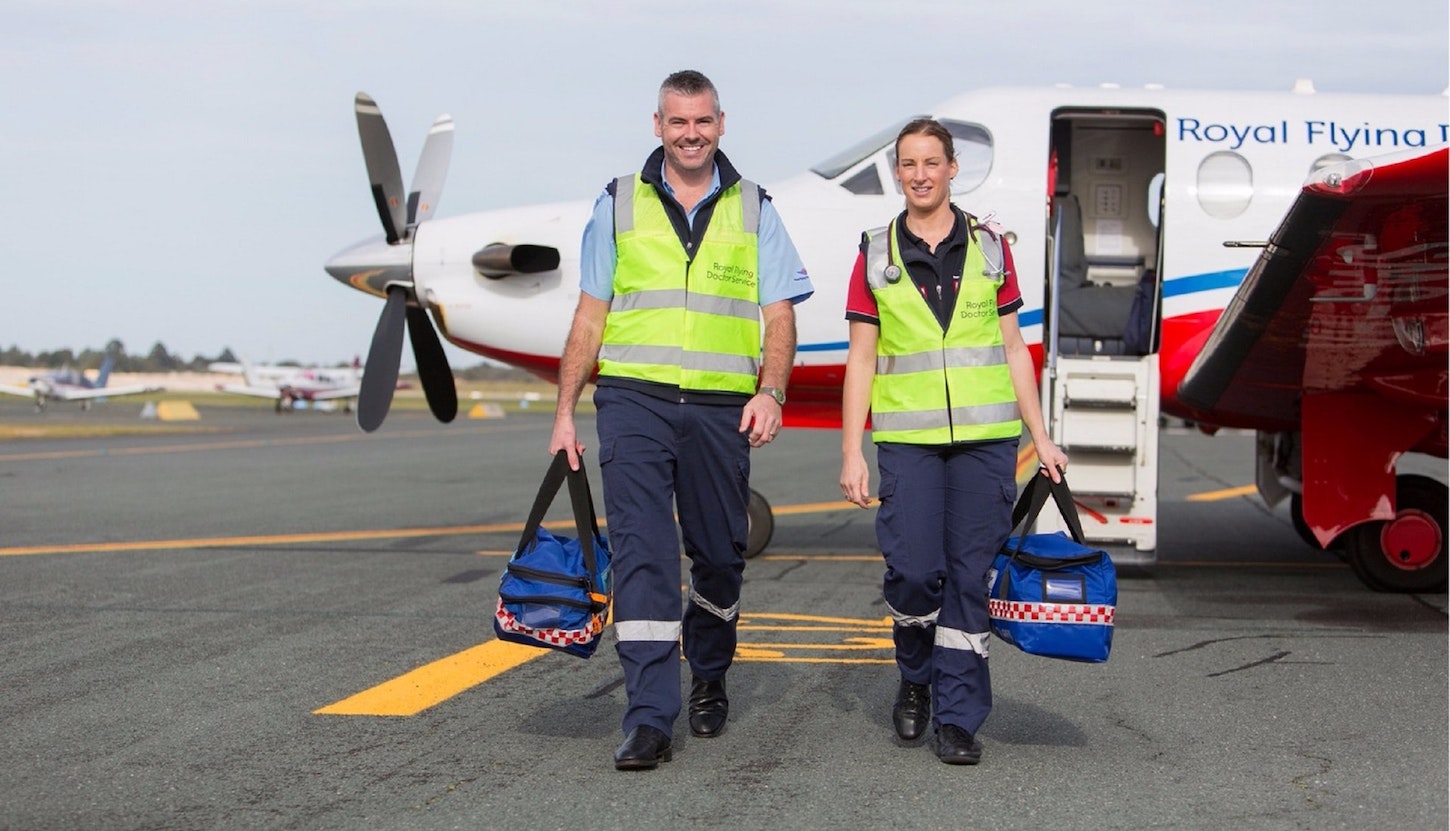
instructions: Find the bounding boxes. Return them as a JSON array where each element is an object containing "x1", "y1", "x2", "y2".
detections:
[
  {"x1": 611, "y1": 289, "x2": 686, "y2": 313},
  {"x1": 876, "y1": 345, "x2": 1006, "y2": 376},
  {"x1": 738, "y1": 179, "x2": 760, "y2": 233},
  {"x1": 614, "y1": 175, "x2": 635, "y2": 235},
  {"x1": 864, "y1": 225, "x2": 891, "y2": 289},
  {"x1": 687, "y1": 293, "x2": 760, "y2": 321},
  {"x1": 615, "y1": 619, "x2": 681, "y2": 642},
  {"x1": 935, "y1": 625, "x2": 990, "y2": 657},
  {"x1": 688, "y1": 583, "x2": 740, "y2": 622},
  {"x1": 871, "y1": 401, "x2": 1021, "y2": 433},
  {"x1": 612, "y1": 290, "x2": 758, "y2": 321},
  {"x1": 598, "y1": 344, "x2": 759, "y2": 377},
  {"x1": 885, "y1": 598, "x2": 939, "y2": 628}
]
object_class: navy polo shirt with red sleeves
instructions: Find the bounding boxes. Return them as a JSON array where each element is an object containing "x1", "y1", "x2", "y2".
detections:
[{"x1": 845, "y1": 206, "x2": 1022, "y2": 328}]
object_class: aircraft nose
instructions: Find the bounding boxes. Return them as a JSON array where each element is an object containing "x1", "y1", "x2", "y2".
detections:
[{"x1": 324, "y1": 235, "x2": 414, "y2": 298}]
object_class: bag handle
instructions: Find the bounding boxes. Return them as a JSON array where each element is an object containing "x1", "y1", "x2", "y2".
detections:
[
  {"x1": 1008, "y1": 468, "x2": 1088, "y2": 553},
  {"x1": 517, "y1": 451, "x2": 607, "y2": 607}
]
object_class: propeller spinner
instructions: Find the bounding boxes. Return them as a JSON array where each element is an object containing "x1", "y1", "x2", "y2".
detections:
[{"x1": 333, "y1": 93, "x2": 458, "y2": 432}]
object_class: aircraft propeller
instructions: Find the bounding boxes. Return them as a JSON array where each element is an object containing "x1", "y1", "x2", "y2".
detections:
[{"x1": 348, "y1": 92, "x2": 459, "y2": 432}]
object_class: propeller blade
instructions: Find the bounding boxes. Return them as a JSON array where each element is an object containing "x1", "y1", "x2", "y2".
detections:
[
  {"x1": 357, "y1": 286, "x2": 408, "y2": 432},
  {"x1": 354, "y1": 92, "x2": 408, "y2": 245},
  {"x1": 406, "y1": 305, "x2": 458, "y2": 423},
  {"x1": 407, "y1": 114, "x2": 454, "y2": 226}
]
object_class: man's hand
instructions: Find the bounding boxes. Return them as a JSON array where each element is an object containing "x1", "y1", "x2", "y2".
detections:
[
  {"x1": 739, "y1": 394, "x2": 782, "y2": 448},
  {"x1": 549, "y1": 416, "x2": 585, "y2": 470}
]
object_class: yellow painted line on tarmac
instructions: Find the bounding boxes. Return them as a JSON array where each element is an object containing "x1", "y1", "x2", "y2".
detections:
[
  {"x1": 320, "y1": 611, "x2": 899, "y2": 717},
  {"x1": 1188, "y1": 484, "x2": 1259, "y2": 501},
  {"x1": 314, "y1": 639, "x2": 544, "y2": 717}
]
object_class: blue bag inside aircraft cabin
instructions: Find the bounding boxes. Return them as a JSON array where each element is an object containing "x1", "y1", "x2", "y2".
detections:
[
  {"x1": 987, "y1": 473, "x2": 1116, "y2": 663},
  {"x1": 494, "y1": 451, "x2": 611, "y2": 659}
]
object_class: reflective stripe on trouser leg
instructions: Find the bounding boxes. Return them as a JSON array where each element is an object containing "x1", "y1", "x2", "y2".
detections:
[
  {"x1": 595, "y1": 386, "x2": 688, "y2": 737},
  {"x1": 931, "y1": 439, "x2": 1017, "y2": 735},
  {"x1": 677, "y1": 401, "x2": 749, "y2": 682},
  {"x1": 875, "y1": 442, "x2": 949, "y2": 686}
]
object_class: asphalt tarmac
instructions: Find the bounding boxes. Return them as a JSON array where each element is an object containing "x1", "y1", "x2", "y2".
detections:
[{"x1": 1, "y1": 398, "x2": 1445, "y2": 830}]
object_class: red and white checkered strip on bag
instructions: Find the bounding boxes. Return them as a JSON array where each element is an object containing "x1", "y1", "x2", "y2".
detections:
[
  {"x1": 495, "y1": 598, "x2": 600, "y2": 647},
  {"x1": 989, "y1": 599, "x2": 1115, "y2": 625}
]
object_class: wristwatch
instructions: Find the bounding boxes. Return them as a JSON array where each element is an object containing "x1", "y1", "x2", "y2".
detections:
[{"x1": 758, "y1": 386, "x2": 787, "y2": 406}]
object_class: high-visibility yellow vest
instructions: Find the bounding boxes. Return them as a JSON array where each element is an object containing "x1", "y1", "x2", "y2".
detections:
[
  {"x1": 598, "y1": 174, "x2": 762, "y2": 394},
  {"x1": 865, "y1": 211, "x2": 1021, "y2": 444}
]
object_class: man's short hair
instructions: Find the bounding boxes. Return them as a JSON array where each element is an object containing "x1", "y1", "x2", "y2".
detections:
[{"x1": 658, "y1": 70, "x2": 720, "y2": 115}]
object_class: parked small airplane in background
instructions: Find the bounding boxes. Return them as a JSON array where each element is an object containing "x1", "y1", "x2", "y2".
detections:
[
  {"x1": 322, "y1": 83, "x2": 1447, "y2": 592},
  {"x1": 0, "y1": 356, "x2": 164, "y2": 411},
  {"x1": 209, "y1": 359, "x2": 363, "y2": 413}
]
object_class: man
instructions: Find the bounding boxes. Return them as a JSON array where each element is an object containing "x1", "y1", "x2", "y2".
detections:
[{"x1": 549, "y1": 69, "x2": 813, "y2": 770}]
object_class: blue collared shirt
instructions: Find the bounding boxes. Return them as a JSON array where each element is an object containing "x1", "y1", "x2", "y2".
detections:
[{"x1": 579, "y1": 160, "x2": 814, "y2": 305}]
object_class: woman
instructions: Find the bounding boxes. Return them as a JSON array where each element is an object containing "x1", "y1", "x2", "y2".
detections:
[{"x1": 840, "y1": 118, "x2": 1067, "y2": 765}]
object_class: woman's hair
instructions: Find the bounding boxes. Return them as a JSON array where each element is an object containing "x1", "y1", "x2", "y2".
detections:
[{"x1": 895, "y1": 118, "x2": 956, "y2": 163}]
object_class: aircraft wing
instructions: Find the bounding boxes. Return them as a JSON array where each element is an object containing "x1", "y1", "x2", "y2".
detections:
[
  {"x1": 1177, "y1": 144, "x2": 1448, "y2": 439},
  {"x1": 48, "y1": 384, "x2": 166, "y2": 402},
  {"x1": 303, "y1": 386, "x2": 361, "y2": 401},
  {"x1": 217, "y1": 383, "x2": 289, "y2": 400},
  {"x1": 0, "y1": 384, "x2": 37, "y2": 398}
]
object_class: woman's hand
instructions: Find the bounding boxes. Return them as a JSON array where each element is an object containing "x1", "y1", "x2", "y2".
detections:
[
  {"x1": 1035, "y1": 437, "x2": 1069, "y2": 483},
  {"x1": 841, "y1": 450, "x2": 874, "y2": 508}
]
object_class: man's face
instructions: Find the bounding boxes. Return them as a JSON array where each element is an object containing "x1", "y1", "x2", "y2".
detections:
[{"x1": 654, "y1": 91, "x2": 724, "y2": 177}]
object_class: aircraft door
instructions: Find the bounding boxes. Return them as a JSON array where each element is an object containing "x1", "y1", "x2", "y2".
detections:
[{"x1": 1039, "y1": 109, "x2": 1166, "y2": 568}]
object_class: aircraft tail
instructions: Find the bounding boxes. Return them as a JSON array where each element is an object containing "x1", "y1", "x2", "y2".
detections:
[
  {"x1": 240, "y1": 359, "x2": 259, "y2": 387},
  {"x1": 94, "y1": 356, "x2": 114, "y2": 388}
]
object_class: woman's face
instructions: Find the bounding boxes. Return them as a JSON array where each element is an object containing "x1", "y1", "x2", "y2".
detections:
[{"x1": 895, "y1": 132, "x2": 957, "y2": 214}]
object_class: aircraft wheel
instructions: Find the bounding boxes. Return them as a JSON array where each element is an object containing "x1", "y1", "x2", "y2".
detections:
[
  {"x1": 745, "y1": 489, "x2": 774, "y2": 559},
  {"x1": 1344, "y1": 474, "x2": 1447, "y2": 593},
  {"x1": 1289, "y1": 493, "x2": 1345, "y2": 557}
]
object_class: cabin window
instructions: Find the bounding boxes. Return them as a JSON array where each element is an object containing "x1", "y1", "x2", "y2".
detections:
[{"x1": 1195, "y1": 151, "x2": 1253, "y2": 219}]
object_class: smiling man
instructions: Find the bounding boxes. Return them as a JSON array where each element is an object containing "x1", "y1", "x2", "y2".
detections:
[{"x1": 549, "y1": 69, "x2": 814, "y2": 770}]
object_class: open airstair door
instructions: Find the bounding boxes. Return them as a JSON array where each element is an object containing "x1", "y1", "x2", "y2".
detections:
[{"x1": 1038, "y1": 107, "x2": 1166, "y2": 568}]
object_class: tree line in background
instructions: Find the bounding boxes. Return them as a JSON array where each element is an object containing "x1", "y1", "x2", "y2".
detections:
[{"x1": 4, "y1": 340, "x2": 250, "y2": 372}]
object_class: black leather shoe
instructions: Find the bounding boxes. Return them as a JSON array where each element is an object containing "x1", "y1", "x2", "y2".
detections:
[
  {"x1": 613, "y1": 725, "x2": 672, "y2": 770},
  {"x1": 936, "y1": 724, "x2": 983, "y2": 765},
  {"x1": 688, "y1": 676, "x2": 729, "y2": 738},
  {"x1": 892, "y1": 679, "x2": 931, "y2": 741}
]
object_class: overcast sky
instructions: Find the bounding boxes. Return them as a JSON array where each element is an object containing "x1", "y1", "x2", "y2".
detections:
[{"x1": 2, "y1": 0, "x2": 1446, "y2": 368}]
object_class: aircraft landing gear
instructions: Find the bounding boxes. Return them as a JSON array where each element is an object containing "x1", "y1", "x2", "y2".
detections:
[
  {"x1": 745, "y1": 489, "x2": 775, "y2": 559},
  {"x1": 1343, "y1": 474, "x2": 1447, "y2": 593}
]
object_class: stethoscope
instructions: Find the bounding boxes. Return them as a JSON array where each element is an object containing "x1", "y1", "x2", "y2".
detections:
[{"x1": 882, "y1": 211, "x2": 1004, "y2": 283}]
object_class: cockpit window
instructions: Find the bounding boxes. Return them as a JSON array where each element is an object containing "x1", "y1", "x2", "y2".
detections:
[
  {"x1": 887, "y1": 119, "x2": 994, "y2": 196},
  {"x1": 810, "y1": 118, "x2": 917, "y2": 179},
  {"x1": 811, "y1": 117, "x2": 994, "y2": 197},
  {"x1": 839, "y1": 164, "x2": 884, "y2": 195}
]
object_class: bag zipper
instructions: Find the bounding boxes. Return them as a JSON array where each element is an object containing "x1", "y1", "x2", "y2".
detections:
[{"x1": 505, "y1": 562, "x2": 591, "y2": 590}]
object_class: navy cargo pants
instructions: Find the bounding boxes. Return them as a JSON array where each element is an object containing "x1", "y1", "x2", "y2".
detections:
[
  {"x1": 875, "y1": 439, "x2": 1018, "y2": 734},
  {"x1": 594, "y1": 385, "x2": 750, "y2": 738}
]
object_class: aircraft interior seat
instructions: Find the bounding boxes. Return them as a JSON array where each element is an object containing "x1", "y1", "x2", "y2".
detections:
[{"x1": 1051, "y1": 194, "x2": 1145, "y2": 356}]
